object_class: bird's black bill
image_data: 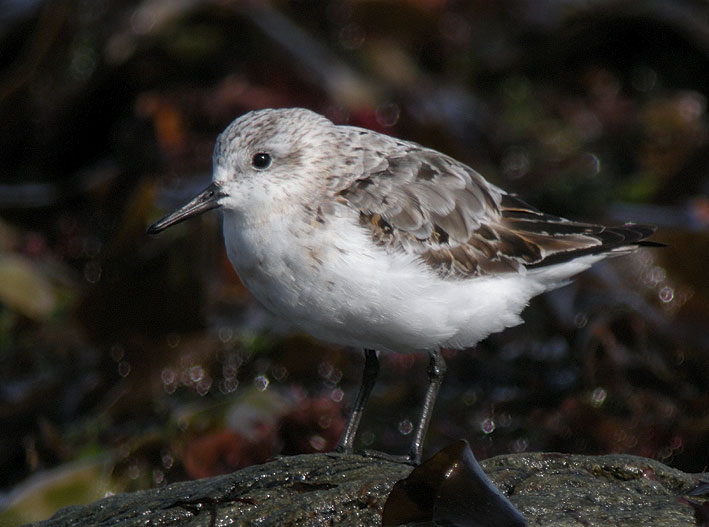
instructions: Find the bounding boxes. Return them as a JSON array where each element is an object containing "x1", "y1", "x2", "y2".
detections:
[{"x1": 147, "y1": 182, "x2": 223, "y2": 234}]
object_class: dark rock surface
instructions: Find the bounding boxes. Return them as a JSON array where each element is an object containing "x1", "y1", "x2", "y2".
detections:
[{"x1": 27, "y1": 452, "x2": 707, "y2": 527}]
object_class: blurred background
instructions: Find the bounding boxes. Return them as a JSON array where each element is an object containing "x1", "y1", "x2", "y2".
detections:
[{"x1": 1, "y1": 0, "x2": 708, "y2": 523}]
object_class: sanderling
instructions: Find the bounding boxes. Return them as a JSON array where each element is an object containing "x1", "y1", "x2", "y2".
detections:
[{"x1": 148, "y1": 107, "x2": 658, "y2": 464}]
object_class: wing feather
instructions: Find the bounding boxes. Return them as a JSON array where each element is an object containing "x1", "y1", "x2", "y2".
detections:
[{"x1": 333, "y1": 128, "x2": 657, "y2": 279}]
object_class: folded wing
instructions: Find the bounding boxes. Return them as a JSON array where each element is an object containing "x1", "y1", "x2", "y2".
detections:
[{"x1": 335, "y1": 131, "x2": 657, "y2": 279}]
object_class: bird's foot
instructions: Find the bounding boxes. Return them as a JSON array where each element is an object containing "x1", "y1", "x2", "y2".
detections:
[{"x1": 334, "y1": 443, "x2": 353, "y2": 455}]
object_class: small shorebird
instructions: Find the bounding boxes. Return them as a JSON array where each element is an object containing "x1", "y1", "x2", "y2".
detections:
[{"x1": 148, "y1": 108, "x2": 658, "y2": 464}]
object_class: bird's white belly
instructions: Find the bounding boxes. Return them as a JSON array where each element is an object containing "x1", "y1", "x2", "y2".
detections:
[{"x1": 221, "y1": 210, "x2": 568, "y2": 353}]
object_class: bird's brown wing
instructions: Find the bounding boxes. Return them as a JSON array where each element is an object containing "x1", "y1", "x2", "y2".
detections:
[{"x1": 334, "y1": 130, "x2": 656, "y2": 279}]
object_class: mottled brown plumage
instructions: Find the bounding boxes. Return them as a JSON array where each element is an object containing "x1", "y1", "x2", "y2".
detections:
[{"x1": 334, "y1": 130, "x2": 656, "y2": 279}]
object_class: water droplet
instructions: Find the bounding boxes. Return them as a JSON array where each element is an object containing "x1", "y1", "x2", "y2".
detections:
[
  {"x1": 218, "y1": 326, "x2": 234, "y2": 343},
  {"x1": 110, "y1": 344, "x2": 125, "y2": 362},
  {"x1": 659, "y1": 286, "x2": 674, "y2": 303},
  {"x1": 318, "y1": 415, "x2": 332, "y2": 430},
  {"x1": 196, "y1": 377, "x2": 212, "y2": 396},
  {"x1": 497, "y1": 413, "x2": 513, "y2": 428},
  {"x1": 330, "y1": 388, "x2": 344, "y2": 402},
  {"x1": 398, "y1": 419, "x2": 413, "y2": 436},
  {"x1": 659, "y1": 446, "x2": 673, "y2": 460},
  {"x1": 161, "y1": 368, "x2": 175, "y2": 385},
  {"x1": 83, "y1": 260, "x2": 101, "y2": 283},
  {"x1": 153, "y1": 469, "x2": 165, "y2": 485},
  {"x1": 481, "y1": 418, "x2": 496, "y2": 434},
  {"x1": 82, "y1": 235, "x2": 102, "y2": 258},
  {"x1": 272, "y1": 364, "x2": 288, "y2": 382},
  {"x1": 222, "y1": 363, "x2": 237, "y2": 378},
  {"x1": 219, "y1": 378, "x2": 238, "y2": 394},
  {"x1": 188, "y1": 365, "x2": 204, "y2": 383},
  {"x1": 677, "y1": 92, "x2": 705, "y2": 121},
  {"x1": 318, "y1": 361, "x2": 333, "y2": 379},
  {"x1": 360, "y1": 430, "x2": 376, "y2": 446},
  {"x1": 573, "y1": 312, "x2": 588, "y2": 328},
  {"x1": 161, "y1": 451, "x2": 174, "y2": 469},
  {"x1": 328, "y1": 367, "x2": 342, "y2": 384},
  {"x1": 581, "y1": 152, "x2": 601, "y2": 176},
  {"x1": 309, "y1": 435, "x2": 326, "y2": 451},
  {"x1": 375, "y1": 102, "x2": 400, "y2": 128},
  {"x1": 650, "y1": 266, "x2": 666, "y2": 284},
  {"x1": 127, "y1": 462, "x2": 141, "y2": 480},
  {"x1": 254, "y1": 375, "x2": 269, "y2": 391},
  {"x1": 591, "y1": 387, "x2": 607, "y2": 407},
  {"x1": 512, "y1": 437, "x2": 529, "y2": 452},
  {"x1": 118, "y1": 360, "x2": 131, "y2": 377}
]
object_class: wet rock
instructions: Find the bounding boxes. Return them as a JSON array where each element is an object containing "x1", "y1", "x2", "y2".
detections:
[{"x1": 25, "y1": 451, "x2": 706, "y2": 527}]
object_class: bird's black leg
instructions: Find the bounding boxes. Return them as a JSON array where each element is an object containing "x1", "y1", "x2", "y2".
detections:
[
  {"x1": 408, "y1": 350, "x2": 446, "y2": 465},
  {"x1": 336, "y1": 349, "x2": 379, "y2": 454}
]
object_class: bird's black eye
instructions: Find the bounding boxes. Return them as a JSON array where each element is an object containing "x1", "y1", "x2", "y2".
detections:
[{"x1": 252, "y1": 152, "x2": 272, "y2": 169}]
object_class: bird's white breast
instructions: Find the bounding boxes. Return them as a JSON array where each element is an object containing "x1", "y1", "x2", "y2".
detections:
[{"x1": 220, "y1": 204, "x2": 583, "y2": 354}]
